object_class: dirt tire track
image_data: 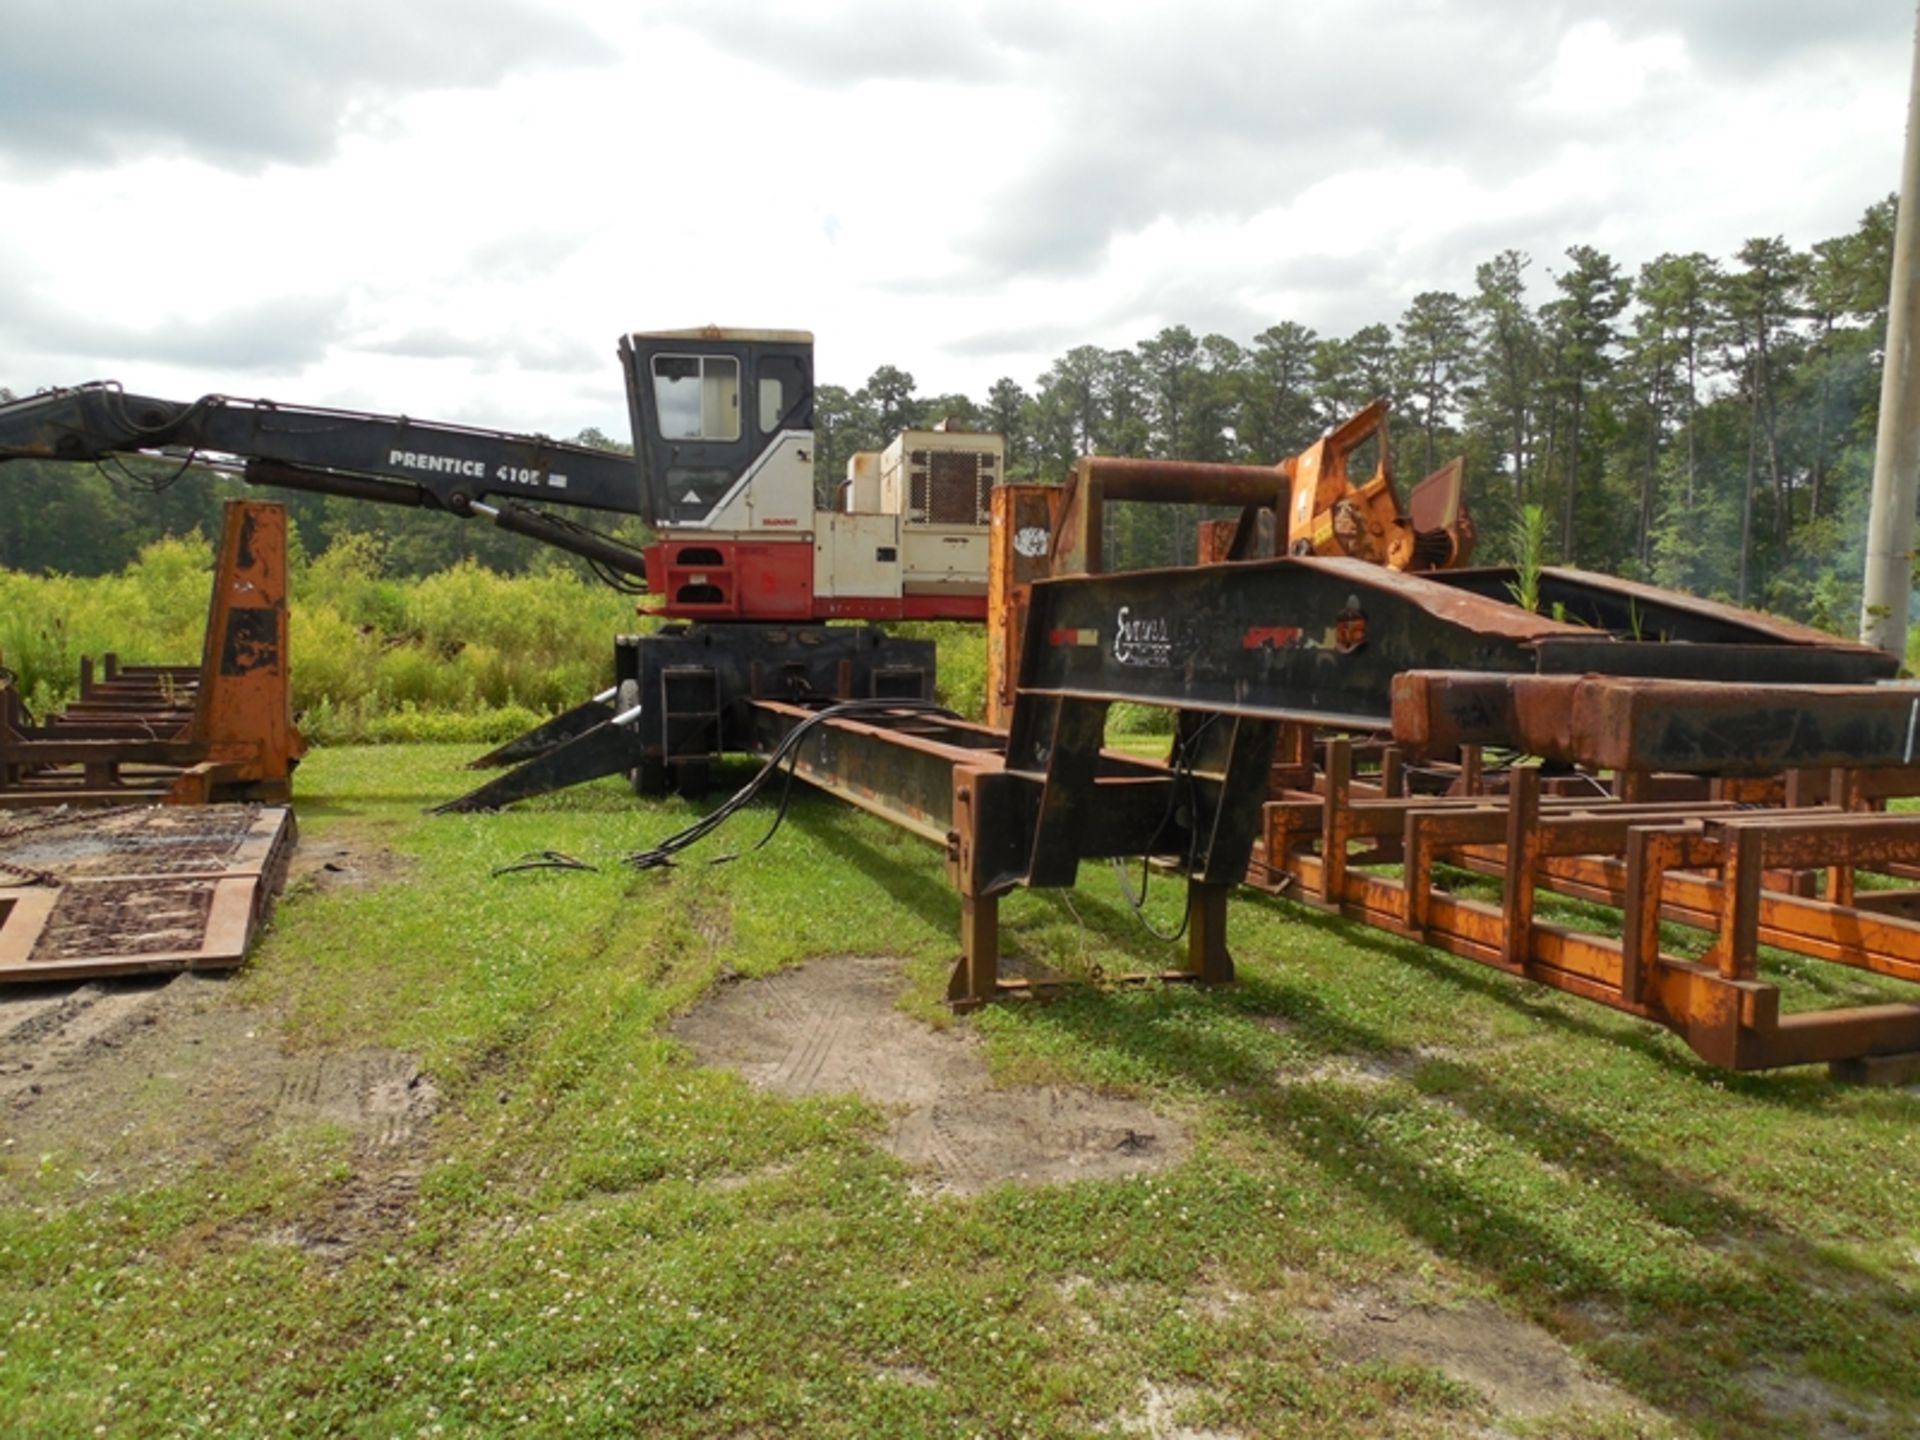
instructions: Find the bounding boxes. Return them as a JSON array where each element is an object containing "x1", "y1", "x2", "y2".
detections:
[
  {"x1": 0, "y1": 979, "x2": 436, "y2": 1265},
  {"x1": 0, "y1": 977, "x2": 180, "y2": 1111}
]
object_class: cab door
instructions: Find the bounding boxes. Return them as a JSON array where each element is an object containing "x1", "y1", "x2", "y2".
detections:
[{"x1": 620, "y1": 333, "x2": 813, "y2": 530}]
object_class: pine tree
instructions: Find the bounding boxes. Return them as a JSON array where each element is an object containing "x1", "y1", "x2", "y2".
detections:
[
  {"x1": 1245, "y1": 322, "x2": 1319, "y2": 459},
  {"x1": 1540, "y1": 245, "x2": 1628, "y2": 561},
  {"x1": 1470, "y1": 250, "x2": 1542, "y2": 507},
  {"x1": 1397, "y1": 291, "x2": 1473, "y2": 475}
]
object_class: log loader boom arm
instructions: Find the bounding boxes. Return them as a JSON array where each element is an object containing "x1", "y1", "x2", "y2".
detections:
[{"x1": 0, "y1": 382, "x2": 656, "y2": 583}]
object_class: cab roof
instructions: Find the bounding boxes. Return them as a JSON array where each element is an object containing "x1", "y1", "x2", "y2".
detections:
[{"x1": 628, "y1": 326, "x2": 814, "y2": 345}]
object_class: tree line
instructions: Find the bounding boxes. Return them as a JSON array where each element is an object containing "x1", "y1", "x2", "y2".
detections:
[
  {"x1": 0, "y1": 194, "x2": 1896, "y2": 635},
  {"x1": 818, "y1": 196, "x2": 1895, "y2": 630}
]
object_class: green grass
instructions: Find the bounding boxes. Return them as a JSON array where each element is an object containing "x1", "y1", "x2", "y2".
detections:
[{"x1": 1, "y1": 745, "x2": 1917, "y2": 1437}]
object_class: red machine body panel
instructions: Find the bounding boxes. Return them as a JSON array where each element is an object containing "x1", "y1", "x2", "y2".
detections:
[{"x1": 645, "y1": 536, "x2": 989, "y2": 623}]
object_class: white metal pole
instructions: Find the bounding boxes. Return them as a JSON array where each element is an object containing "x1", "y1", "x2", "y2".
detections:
[{"x1": 1860, "y1": 2, "x2": 1920, "y2": 658}]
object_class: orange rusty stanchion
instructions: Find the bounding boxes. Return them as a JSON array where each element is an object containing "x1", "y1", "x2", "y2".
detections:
[
  {"x1": 174, "y1": 500, "x2": 305, "y2": 803},
  {"x1": 984, "y1": 484, "x2": 1066, "y2": 731}
]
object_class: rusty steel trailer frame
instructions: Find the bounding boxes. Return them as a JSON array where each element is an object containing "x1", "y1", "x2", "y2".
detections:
[
  {"x1": 742, "y1": 696, "x2": 1254, "y2": 1007},
  {"x1": 0, "y1": 499, "x2": 304, "y2": 808},
  {"x1": 743, "y1": 550, "x2": 1920, "y2": 1073},
  {"x1": 0, "y1": 804, "x2": 294, "y2": 983}
]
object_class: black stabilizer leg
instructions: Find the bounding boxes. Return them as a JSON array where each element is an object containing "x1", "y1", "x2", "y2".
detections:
[
  {"x1": 434, "y1": 720, "x2": 643, "y2": 813},
  {"x1": 464, "y1": 695, "x2": 616, "y2": 769}
]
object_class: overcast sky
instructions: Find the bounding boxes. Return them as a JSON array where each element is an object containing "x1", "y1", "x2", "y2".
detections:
[{"x1": 0, "y1": 0, "x2": 1909, "y2": 439}]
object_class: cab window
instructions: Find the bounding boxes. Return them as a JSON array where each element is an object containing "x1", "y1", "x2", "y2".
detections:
[
  {"x1": 758, "y1": 376, "x2": 784, "y2": 433},
  {"x1": 652, "y1": 355, "x2": 740, "y2": 441},
  {"x1": 756, "y1": 355, "x2": 805, "y2": 435}
]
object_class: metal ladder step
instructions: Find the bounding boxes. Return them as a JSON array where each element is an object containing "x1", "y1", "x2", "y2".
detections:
[{"x1": 659, "y1": 666, "x2": 722, "y2": 760}]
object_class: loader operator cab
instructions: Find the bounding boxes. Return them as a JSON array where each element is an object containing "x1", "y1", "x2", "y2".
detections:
[{"x1": 619, "y1": 327, "x2": 815, "y2": 530}]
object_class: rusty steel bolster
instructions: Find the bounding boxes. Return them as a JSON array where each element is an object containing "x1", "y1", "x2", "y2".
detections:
[
  {"x1": 1016, "y1": 556, "x2": 1573, "y2": 731},
  {"x1": 1538, "y1": 851, "x2": 1920, "y2": 986},
  {"x1": 1707, "y1": 810, "x2": 1920, "y2": 869},
  {"x1": 1071, "y1": 456, "x2": 1287, "y2": 506},
  {"x1": 742, "y1": 700, "x2": 1203, "y2": 893},
  {"x1": 1258, "y1": 736, "x2": 1920, "y2": 1069},
  {"x1": 1530, "y1": 638, "x2": 1893, "y2": 685},
  {"x1": 1431, "y1": 842, "x2": 1920, "y2": 987},
  {"x1": 1393, "y1": 671, "x2": 1920, "y2": 775},
  {"x1": 1425, "y1": 811, "x2": 1920, "y2": 989},
  {"x1": 1426, "y1": 566, "x2": 1899, "y2": 663}
]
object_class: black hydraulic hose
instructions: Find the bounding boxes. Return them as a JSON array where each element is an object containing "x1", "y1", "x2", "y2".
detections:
[
  {"x1": 1111, "y1": 712, "x2": 1221, "y2": 943},
  {"x1": 492, "y1": 849, "x2": 599, "y2": 877},
  {"x1": 622, "y1": 698, "x2": 960, "y2": 872}
]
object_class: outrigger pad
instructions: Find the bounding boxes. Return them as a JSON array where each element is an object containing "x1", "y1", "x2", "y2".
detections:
[
  {"x1": 434, "y1": 718, "x2": 643, "y2": 813},
  {"x1": 464, "y1": 695, "x2": 614, "y2": 769}
]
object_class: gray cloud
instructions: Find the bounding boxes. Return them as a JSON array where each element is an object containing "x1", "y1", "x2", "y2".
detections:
[
  {"x1": 664, "y1": 1, "x2": 1582, "y2": 280},
  {"x1": 465, "y1": 229, "x2": 594, "y2": 285},
  {"x1": 1601, "y1": 0, "x2": 1901, "y2": 74},
  {"x1": 0, "y1": 285, "x2": 349, "y2": 374},
  {"x1": 652, "y1": 0, "x2": 1019, "y2": 88},
  {"x1": 0, "y1": 0, "x2": 609, "y2": 174},
  {"x1": 358, "y1": 325, "x2": 603, "y2": 375},
  {"x1": 950, "y1": 4, "x2": 1624, "y2": 281},
  {"x1": 665, "y1": 0, "x2": 1904, "y2": 290},
  {"x1": 942, "y1": 318, "x2": 1096, "y2": 359},
  {"x1": 479, "y1": 332, "x2": 606, "y2": 375},
  {"x1": 355, "y1": 327, "x2": 476, "y2": 362}
]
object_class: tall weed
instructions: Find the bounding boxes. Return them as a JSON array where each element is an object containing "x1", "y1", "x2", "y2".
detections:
[
  {"x1": 2, "y1": 541, "x2": 639, "y2": 742},
  {"x1": 3, "y1": 541, "x2": 1020, "y2": 740},
  {"x1": 0, "y1": 535, "x2": 214, "y2": 709}
]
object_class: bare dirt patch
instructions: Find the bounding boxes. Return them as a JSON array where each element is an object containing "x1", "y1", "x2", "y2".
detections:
[
  {"x1": 669, "y1": 956, "x2": 1187, "y2": 1194},
  {"x1": 868, "y1": 1364, "x2": 939, "y2": 1390},
  {"x1": 0, "y1": 959, "x2": 435, "y2": 1257},
  {"x1": 1308, "y1": 1288, "x2": 1634, "y2": 1425},
  {"x1": 1112, "y1": 1379, "x2": 1241, "y2": 1440},
  {"x1": 287, "y1": 836, "x2": 415, "y2": 895},
  {"x1": 1280, "y1": 1045, "x2": 1453, "y2": 1088},
  {"x1": 1733, "y1": 1366, "x2": 1894, "y2": 1440}
]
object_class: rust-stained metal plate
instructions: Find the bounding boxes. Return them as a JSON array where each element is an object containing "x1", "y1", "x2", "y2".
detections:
[{"x1": 0, "y1": 805, "x2": 292, "y2": 983}]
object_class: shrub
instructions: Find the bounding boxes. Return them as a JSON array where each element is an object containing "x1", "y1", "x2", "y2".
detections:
[{"x1": 2, "y1": 539, "x2": 632, "y2": 740}]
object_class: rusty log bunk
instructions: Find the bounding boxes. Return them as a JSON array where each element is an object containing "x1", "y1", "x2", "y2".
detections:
[
  {"x1": 0, "y1": 499, "x2": 303, "y2": 982},
  {"x1": 742, "y1": 539, "x2": 1920, "y2": 1075}
]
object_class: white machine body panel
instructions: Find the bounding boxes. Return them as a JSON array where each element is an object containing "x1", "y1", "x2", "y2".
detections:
[
  {"x1": 683, "y1": 431, "x2": 815, "y2": 532},
  {"x1": 902, "y1": 528, "x2": 989, "y2": 595},
  {"x1": 814, "y1": 512, "x2": 903, "y2": 599}
]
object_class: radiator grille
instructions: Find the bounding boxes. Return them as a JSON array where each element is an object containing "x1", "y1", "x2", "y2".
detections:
[{"x1": 907, "y1": 449, "x2": 997, "y2": 527}]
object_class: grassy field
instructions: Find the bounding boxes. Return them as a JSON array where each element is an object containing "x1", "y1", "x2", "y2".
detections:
[{"x1": 2, "y1": 744, "x2": 1917, "y2": 1437}]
